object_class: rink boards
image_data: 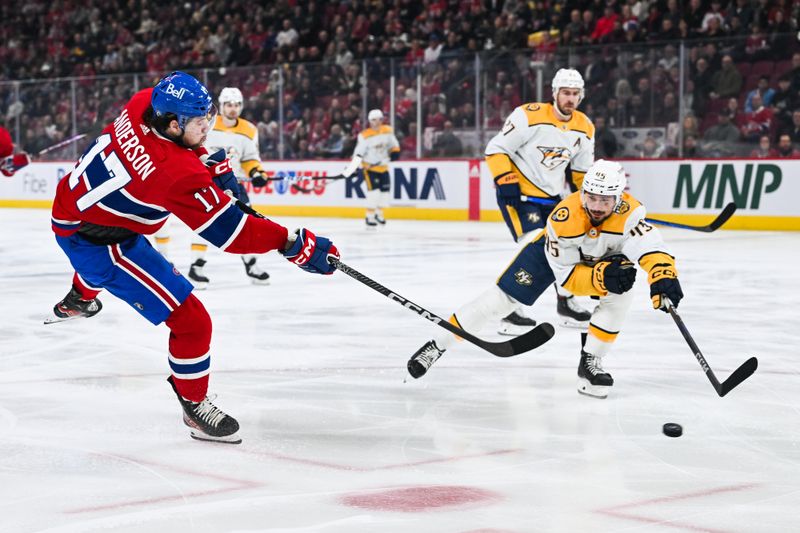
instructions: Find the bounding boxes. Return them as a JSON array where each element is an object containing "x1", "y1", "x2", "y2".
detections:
[{"x1": 1, "y1": 158, "x2": 798, "y2": 230}]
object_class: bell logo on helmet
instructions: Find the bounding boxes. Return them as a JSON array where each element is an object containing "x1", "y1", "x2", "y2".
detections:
[{"x1": 165, "y1": 83, "x2": 188, "y2": 99}]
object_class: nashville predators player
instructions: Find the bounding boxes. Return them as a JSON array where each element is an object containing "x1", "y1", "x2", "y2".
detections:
[
  {"x1": 339, "y1": 109, "x2": 400, "y2": 228},
  {"x1": 485, "y1": 68, "x2": 595, "y2": 333},
  {"x1": 407, "y1": 160, "x2": 684, "y2": 399}
]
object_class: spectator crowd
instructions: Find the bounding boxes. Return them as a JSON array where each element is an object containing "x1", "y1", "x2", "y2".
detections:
[{"x1": 1, "y1": 0, "x2": 799, "y2": 160}]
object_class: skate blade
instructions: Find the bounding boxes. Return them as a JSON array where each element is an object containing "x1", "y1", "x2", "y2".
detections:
[
  {"x1": 577, "y1": 378, "x2": 610, "y2": 399},
  {"x1": 189, "y1": 281, "x2": 209, "y2": 290},
  {"x1": 44, "y1": 314, "x2": 82, "y2": 325},
  {"x1": 559, "y1": 317, "x2": 589, "y2": 329},
  {"x1": 189, "y1": 429, "x2": 242, "y2": 444},
  {"x1": 249, "y1": 278, "x2": 270, "y2": 285}
]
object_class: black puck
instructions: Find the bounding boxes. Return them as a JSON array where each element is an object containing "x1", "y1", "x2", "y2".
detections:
[{"x1": 662, "y1": 423, "x2": 683, "y2": 437}]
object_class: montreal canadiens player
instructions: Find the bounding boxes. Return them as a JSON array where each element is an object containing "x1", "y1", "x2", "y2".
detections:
[
  {"x1": 408, "y1": 159, "x2": 683, "y2": 399},
  {"x1": 0, "y1": 125, "x2": 30, "y2": 177},
  {"x1": 47, "y1": 72, "x2": 340, "y2": 443}
]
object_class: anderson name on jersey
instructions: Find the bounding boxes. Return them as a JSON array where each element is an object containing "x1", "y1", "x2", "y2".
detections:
[
  {"x1": 205, "y1": 116, "x2": 263, "y2": 179},
  {"x1": 353, "y1": 125, "x2": 400, "y2": 173},
  {"x1": 485, "y1": 103, "x2": 595, "y2": 198},
  {"x1": 51, "y1": 88, "x2": 287, "y2": 254},
  {"x1": 544, "y1": 191, "x2": 677, "y2": 297}
]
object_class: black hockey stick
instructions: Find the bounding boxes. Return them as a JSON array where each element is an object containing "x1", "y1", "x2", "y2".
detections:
[
  {"x1": 309, "y1": 174, "x2": 348, "y2": 181},
  {"x1": 234, "y1": 198, "x2": 554, "y2": 356},
  {"x1": 665, "y1": 300, "x2": 757, "y2": 397},
  {"x1": 330, "y1": 258, "x2": 555, "y2": 357},
  {"x1": 520, "y1": 197, "x2": 737, "y2": 233},
  {"x1": 646, "y1": 202, "x2": 737, "y2": 233}
]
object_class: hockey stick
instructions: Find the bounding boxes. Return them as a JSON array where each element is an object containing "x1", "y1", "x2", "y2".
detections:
[
  {"x1": 329, "y1": 257, "x2": 555, "y2": 357},
  {"x1": 664, "y1": 300, "x2": 757, "y2": 397},
  {"x1": 233, "y1": 199, "x2": 555, "y2": 357},
  {"x1": 37, "y1": 133, "x2": 87, "y2": 156},
  {"x1": 309, "y1": 174, "x2": 348, "y2": 181},
  {"x1": 646, "y1": 202, "x2": 737, "y2": 233},
  {"x1": 520, "y1": 197, "x2": 737, "y2": 233}
]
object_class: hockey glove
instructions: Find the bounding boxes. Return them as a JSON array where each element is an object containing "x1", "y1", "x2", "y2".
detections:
[
  {"x1": 0, "y1": 153, "x2": 30, "y2": 177},
  {"x1": 650, "y1": 277, "x2": 683, "y2": 312},
  {"x1": 281, "y1": 228, "x2": 340, "y2": 275},
  {"x1": 205, "y1": 149, "x2": 241, "y2": 197},
  {"x1": 249, "y1": 169, "x2": 268, "y2": 188},
  {"x1": 592, "y1": 255, "x2": 637, "y2": 295},
  {"x1": 494, "y1": 173, "x2": 521, "y2": 210}
]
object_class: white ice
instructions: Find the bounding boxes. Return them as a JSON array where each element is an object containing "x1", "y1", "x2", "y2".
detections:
[{"x1": 1, "y1": 208, "x2": 798, "y2": 533}]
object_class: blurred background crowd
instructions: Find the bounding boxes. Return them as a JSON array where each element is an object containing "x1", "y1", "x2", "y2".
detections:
[{"x1": 1, "y1": 0, "x2": 799, "y2": 161}]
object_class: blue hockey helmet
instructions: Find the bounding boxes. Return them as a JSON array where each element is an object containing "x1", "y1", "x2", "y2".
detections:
[{"x1": 151, "y1": 71, "x2": 215, "y2": 130}]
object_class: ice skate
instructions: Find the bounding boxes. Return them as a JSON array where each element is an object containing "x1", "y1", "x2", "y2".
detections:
[
  {"x1": 375, "y1": 209, "x2": 386, "y2": 225},
  {"x1": 407, "y1": 340, "x2": 445, "y2": 379},
  {"x1": 167, "y1": 376, "x2": 241, "y2": 444},
  {"x1": 44, "y1": 287, "x2": 103, "y2": 324},
  {"x1": 498, "y1": 310, "x2": 537, "y2": 336},
  {"x1": 577, "y1": 351, "x2": 614, "y2": 398},
  {"x1": 365, "y1": 214, "x2": 378, "y2": 230},
  {"x1": 188, "y1": 259, "x2": 209, "y2": 290},
  {"x1": 557, "y1": 294, "x2": 591, "y2": 328},
  {"x1": 242, "y1": 256, "x2": 270, "y2": 285}
]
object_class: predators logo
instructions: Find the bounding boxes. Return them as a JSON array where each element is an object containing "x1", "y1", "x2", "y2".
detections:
[
  {"x1": 551, "y1": 207, "x2": 569, "y2": 222},
  {"x1": 537, "y1": 146, "x2": 572, "y2": 170},
  {"x1": 514, "y1": 268, "x2": 533, "y2": 286},
  {"x1": 616, "y1": 200, "x2": 630, "y2": 214}
]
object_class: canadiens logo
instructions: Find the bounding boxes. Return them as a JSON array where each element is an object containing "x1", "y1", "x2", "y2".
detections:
[
  {"x1": 527, "y1": 212, "x2": 541, "y2": 224},
  {"x1": 537, "y1": 146, "x2": 572, "y2": 170},
  {"x1": 551, "y1": 207, "x2": 569, "y2": 222},
  {"x1": 616, "y1": 200, "x2": 630, "y2": 214},
  {"x1": 514, "y1": 268, "x2": 533, "y2": 286}
]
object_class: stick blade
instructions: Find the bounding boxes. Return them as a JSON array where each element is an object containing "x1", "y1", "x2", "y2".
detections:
[
  {"x1": 706, "y1": 202, "x2": 738, "y2": 232},
  {"x1": 718, "y1": 356, "x2": 758, "y2": 397},
  {"x1": 503, "y1": 322, "x2": 555, "y2": 357}
]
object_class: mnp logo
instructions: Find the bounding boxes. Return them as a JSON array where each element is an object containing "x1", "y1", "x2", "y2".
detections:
[
  {"x1": 165, "y1": 83, "x2": 187, "y2": 99},
  {"x1": 345, "y1": 167, "x2": 446, "y2": 200}
]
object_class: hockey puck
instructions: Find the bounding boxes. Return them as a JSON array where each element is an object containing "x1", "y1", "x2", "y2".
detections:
[{"x1": 662, "y1": 423, "x2": 683, "y2": 438}]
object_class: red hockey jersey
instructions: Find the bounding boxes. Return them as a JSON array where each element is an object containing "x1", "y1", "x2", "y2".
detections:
[{"x1": 51, "y1": 88, "x2": 287, "y2": 254}]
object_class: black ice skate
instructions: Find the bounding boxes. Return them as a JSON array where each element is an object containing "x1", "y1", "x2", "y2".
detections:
[
  {"x1": 407, "y1": 340, "x2": 445, "y2": 379},
  {"x1": 365, "y1": 215, "x2": 378, "y2": 229},
  {"x1": 497, "y1": 310, "x2": 537, "y2": 336},
  {"x1": 557, "y1": 294, "x2": 591, "y2": 328},
  {"x1": 167, "y1": 376, "x2": 241, "y2": 444},
  {"x1": 242, "y1": 256, "x2": 270, "y2": 285},
  {"x1": 577, "y1": 350, "x2": 614, "y2": 399},
  {"x1": 44, "y1": 287, "x2": 103, "y2": 324},
  {"x1": 188, "y1": 259, "x2": 209, "y2": 290},
  {"x1": 375, "y1": 210, "x2": 386, "y2": 225}
]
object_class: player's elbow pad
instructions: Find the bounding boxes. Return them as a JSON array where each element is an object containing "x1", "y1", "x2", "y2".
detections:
[{"x1": 390, "y1": 151, "x2": 399, "y2": 161}]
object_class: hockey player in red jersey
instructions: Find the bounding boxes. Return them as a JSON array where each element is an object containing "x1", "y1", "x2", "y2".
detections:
[
  {"x1": 0, "y1": 125, "x2": 30, "y2": 177},
  {"x1": 47, "y1": 72, "x2": 340, "y2": 444}
]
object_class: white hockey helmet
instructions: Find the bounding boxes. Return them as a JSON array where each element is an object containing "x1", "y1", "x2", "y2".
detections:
[
  {"x1": 218, "y1": 87, "x2": 243, "y2": 106},
  {"x1": 582, "y1": 159, "x2": 627, "y2": 208},
  {"x1": 552, "y1": 68, "x2": 585, "y2": 104},
  {"x1": 368, "y1": 109, "x2": 384, "y2": 122}
]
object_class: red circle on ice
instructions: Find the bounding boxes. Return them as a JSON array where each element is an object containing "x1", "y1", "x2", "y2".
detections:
[{"x1": 341, "y1": 485, "x2": 499, "y2": 512}]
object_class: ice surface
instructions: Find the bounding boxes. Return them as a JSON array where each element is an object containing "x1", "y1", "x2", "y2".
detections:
[{"x1": 1, "y1": 208, "x2": 798, "y2": 533}]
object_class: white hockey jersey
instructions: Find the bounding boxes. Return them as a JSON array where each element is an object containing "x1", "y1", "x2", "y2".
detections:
[
  {"x1": 543, "y1": 191, "x2": 676, "y2": 297},
  {"x1": 205, "y1": 116, "x2": 263, "y2": 180},
  {"x1": 485, "y1": 103, "x2": 595, "y2": 197},
  {"x1": 353, "y1": 125, "x2": 400, "y2": 173}
]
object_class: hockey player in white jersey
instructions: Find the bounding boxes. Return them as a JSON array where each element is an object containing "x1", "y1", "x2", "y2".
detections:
[
  {"x1": 408, "y1": 160, "x2": 684, "y2": 399},
  {"x1": 154, "y1": 87, "x2": 271, "y2": 288},
  {"x1": 485, "y1": 68, "x2": 595, "y2": 333},
  {"x1": 339, "y1": 109, "x2": 400, "y2": 228}
]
